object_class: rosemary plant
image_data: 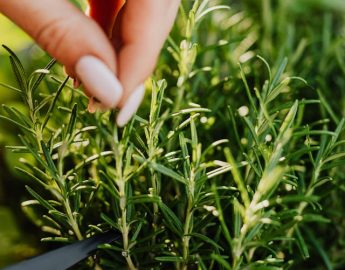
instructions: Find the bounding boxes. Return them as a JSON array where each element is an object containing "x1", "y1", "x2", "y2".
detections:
[{"x1": 1, "y1": 0, "x2": 345, "y2": 269}]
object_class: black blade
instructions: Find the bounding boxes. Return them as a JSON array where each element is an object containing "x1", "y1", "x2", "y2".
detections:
[{"x1": 2, "y1": 231, "x2": 119, "y2": 270}]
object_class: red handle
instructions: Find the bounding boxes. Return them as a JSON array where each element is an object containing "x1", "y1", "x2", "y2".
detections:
[{"x1": 87, "y1": 0, "x2": 126, "y2": 37}]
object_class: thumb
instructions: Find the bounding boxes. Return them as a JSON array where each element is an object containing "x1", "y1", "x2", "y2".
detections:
[{"x1": 0, "y1": 0, "x2": 122, "y2": 108}]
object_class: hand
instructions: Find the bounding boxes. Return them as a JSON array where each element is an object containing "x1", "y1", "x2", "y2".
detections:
[{"x1": 0, "y1": 0, "x2": 180, "y2": 126}]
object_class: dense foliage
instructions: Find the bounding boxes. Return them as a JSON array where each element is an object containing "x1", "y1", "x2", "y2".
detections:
[{"x1": 1, "y1": 0, "x2": 345, "y2": 269}]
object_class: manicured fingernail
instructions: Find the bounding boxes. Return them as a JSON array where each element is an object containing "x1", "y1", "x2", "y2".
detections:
[
  {"x1": 73, "y1": 78, "x2": 80, "y2": 89},
  {"x1": 76, "y1": 55, "x2": 123, "y2": 108},
  {"x1": 116, "y1": 84, "x2": 145, "y2": 127}
]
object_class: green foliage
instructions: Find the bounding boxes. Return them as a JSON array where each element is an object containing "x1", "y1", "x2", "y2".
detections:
[{"x1": 1, "y1": 0, "x2": 345, "y2": 269}]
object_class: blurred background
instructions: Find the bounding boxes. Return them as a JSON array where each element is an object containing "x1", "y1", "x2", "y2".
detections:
[
  {"x1": 1, "y1": 0, "x2": 345, "y2": 268},
  {"x1": 0, "y1": 15, "x2": 49, "y2": 266}
]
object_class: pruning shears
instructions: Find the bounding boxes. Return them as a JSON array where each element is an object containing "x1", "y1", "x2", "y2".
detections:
[{"x1": 2, "y1": 231, "x2": 120, "y2": 270}]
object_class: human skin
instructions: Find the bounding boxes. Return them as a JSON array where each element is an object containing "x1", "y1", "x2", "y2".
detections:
[{"x1": 0, "y1": 0, "x2": 180, "y2": 125}]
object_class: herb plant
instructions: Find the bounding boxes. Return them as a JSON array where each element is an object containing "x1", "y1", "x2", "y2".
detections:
[{"x1": 1, "y1": 0, "x2": 345, "y2": 269}]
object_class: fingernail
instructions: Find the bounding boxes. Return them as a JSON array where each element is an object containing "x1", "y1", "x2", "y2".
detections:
[
  {"x1": 88, "y1": 97, "x2": 107, "y2": 113},
  {"x1": 75, "y1": 55, "x2": 123, "y2": 108},
  {"x1": 87, "y1": 97, "x2": 97, "y2": 113},
  {"x1": 116, "y1": 84, "x2": 145, "y2": 127},
  {"x1": 73, "y1": 78, "x2": 80, "y2": 89}
]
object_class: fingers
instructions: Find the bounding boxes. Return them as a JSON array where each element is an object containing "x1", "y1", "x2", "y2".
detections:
[
  {"x1": 114, "y1": 0, "x2": 180, "y2": 126},
  {"x1": 0, "y1": 0, "x2": 122, "y2": 108},
  {"x1": 0, "y1": 0, "x2": 181, "y2": 125}
]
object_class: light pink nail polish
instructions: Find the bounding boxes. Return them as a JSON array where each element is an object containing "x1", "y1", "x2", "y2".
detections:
[
  {"x1": 76, "y1": 56, "x2": 123, "y2": 108},
  {"x1": 116, "y1": 84, "x2": 145, "y2": 127}
]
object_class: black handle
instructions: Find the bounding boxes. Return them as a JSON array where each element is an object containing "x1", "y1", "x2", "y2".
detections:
[{"x1": 2, "y1": 231, "x2": 120, "y2": 270}]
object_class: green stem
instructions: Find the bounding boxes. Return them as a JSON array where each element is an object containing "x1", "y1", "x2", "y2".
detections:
[
  {"x1": 65, "y1": 199, "x2": 83, "y2": 240},
  {"x1": 150, "y1": 169, "x2": 160, "y2": 248},
  {"x1": 182, "y1": 207, "x2": 193, "y2": 269},
  {"x1": 182, "y1": 179, "x2": 194, "y2": 270},
  {"x1": 121, "y1": 206, "x2": 136, "y2": 270},
  {"x1": 173, "y1": 84, "x2": 186, "y2": 114},
  {"x1": 114, "y1": 139, "x2": 137, "y2": 270}
]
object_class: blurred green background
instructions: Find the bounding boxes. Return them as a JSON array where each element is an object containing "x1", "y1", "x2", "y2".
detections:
[{"x1": 0, "y1": 15, "x2": 47, "y2": 267}]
